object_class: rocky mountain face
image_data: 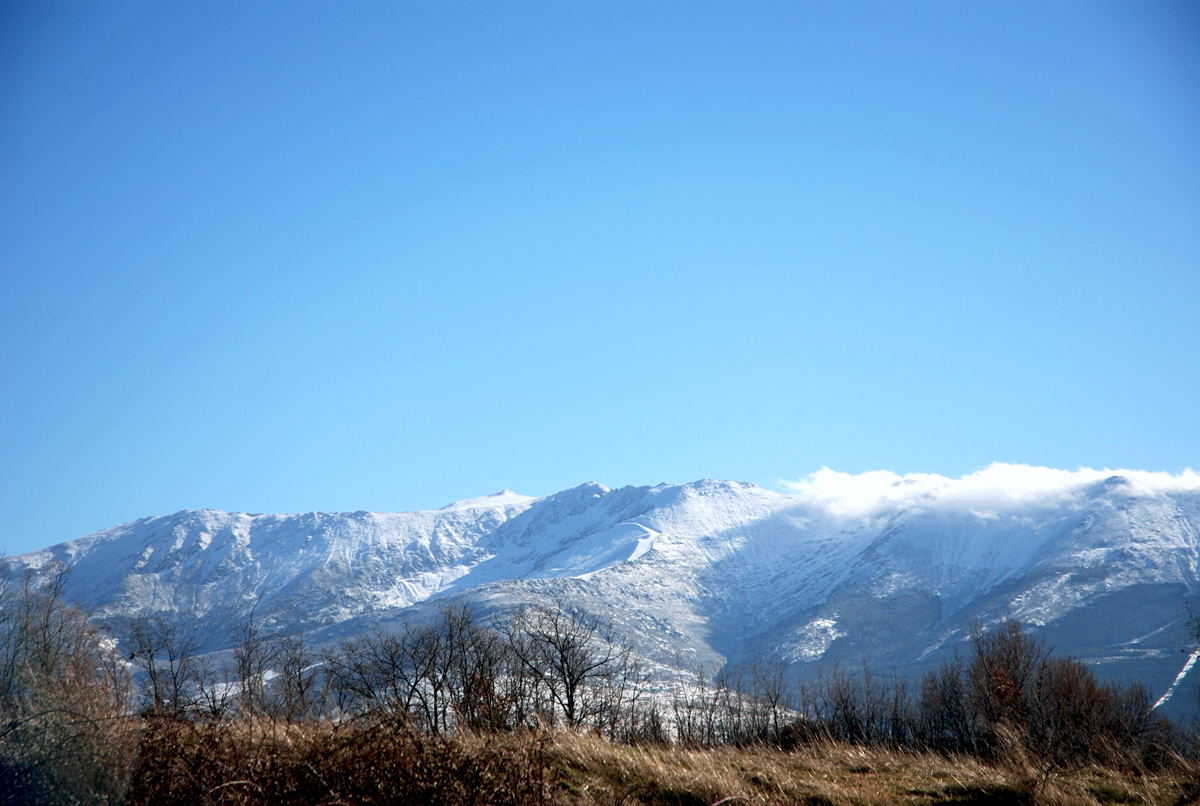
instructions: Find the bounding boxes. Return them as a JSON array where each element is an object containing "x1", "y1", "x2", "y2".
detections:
[{"x1": 10, "y1": 467, "x2": 1200, "y2": 716}]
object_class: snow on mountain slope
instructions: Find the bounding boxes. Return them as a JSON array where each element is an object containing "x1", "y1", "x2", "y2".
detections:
[
  {"x1": 8, "y1": 466, "x2": 1200, "y2": 714},
  {"x1": 11, "y1": 491, "x2": 534, "y2": 645}
]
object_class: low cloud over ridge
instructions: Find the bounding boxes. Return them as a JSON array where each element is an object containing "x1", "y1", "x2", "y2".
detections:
[{"x1": 780, "y1": 463, "x2": 1200, "y2": 519}]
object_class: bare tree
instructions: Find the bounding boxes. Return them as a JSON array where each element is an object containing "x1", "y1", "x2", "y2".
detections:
[
  {"x1": 967, "y1": 620, "x2": 1046, "y2": 758},
  {"x1": 271, "y1": 634, "x2": 320, "y2": 722},
  {"x1": 750, "y1": 660, "x2": 790, "y2": 745},
  {"x1": 189, "y1": 654, "x2": 235, "y2": 720},
  {"x1": 323, "y1": 630, "x2": 421, "y2": 717},
  {"x1": 232, "y1": 621, "x2": 277, "y2": 717},
  {"x1": 672, "y1": 665, "x2": 716, "y2": 746},
  {"x1": 441, "y1": 603, "x2": 516, "y2": 731},
  {"x1": 128, "y1": 617, "x2": 198, "y2": 715},
  {"x1": 389, "y1": 620, "x2": 448, "y2": 733},
  {"x1": 505, "y1": 602, "x2": 636, "y2": 729},
  {"x1": 916, "y1": 657, "x2": 976, "y2": 753}
]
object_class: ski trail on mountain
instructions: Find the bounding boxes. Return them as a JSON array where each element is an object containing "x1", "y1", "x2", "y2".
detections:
[{"x1": 1154, "y1": 648, "x2": 1200, "y2": 710}]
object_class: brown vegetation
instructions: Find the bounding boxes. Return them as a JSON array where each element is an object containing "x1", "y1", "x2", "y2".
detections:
[
  {"x1": 785, "y1": 622, "x2": 1178, "y2": 776},
  {"x1": 92, "y1": 722, "x2": 1200, "y2": 805},
  {"x1": 125, "y1": 715, "x2": 551, "y2": 806},
  {"x1": 0, "y1": 567, "x2": 137, "y2": 805},
  {"x1": 546, "y1": 730, "x2": 1192, "y2": 806}
]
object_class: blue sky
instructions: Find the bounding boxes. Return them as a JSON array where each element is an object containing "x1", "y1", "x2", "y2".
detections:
[{"x1": 2, "y1": 1, "x2": 1198, "y2": 555}]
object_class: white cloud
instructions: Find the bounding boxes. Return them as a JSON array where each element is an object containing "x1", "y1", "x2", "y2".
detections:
[{"x1": 779, "y1": 463, "x2": 1200, "y2": 519}]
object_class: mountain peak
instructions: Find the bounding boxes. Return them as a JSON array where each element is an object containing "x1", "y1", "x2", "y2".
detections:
[{"x1": 437, "y1": 490, "x2": 533, "y2": 512}]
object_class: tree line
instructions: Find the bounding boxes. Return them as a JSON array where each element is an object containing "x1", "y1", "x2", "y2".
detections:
[{"x1": 124, "y1": 597, "x2": 650, "y2": 740}]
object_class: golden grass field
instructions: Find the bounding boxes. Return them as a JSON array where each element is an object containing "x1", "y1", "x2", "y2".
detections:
[
  {"x1": 538, "y1": 731, "x2": 1194, "y2": 806},
  {"x1": 118, "y1": 717, "x2": 1199, "y2": 806}
]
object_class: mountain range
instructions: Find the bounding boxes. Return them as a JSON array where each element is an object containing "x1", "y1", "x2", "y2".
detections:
[{"x1": 9, "y1": 465, "x2": 1200, "y2": 717}]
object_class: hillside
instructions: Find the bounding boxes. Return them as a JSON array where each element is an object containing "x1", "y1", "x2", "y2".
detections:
[{"x1": 10, "y1": 465, "x2": 1200, "y2": 717}]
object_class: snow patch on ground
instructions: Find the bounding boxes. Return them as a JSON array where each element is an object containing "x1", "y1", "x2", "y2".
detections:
[{"x1": 785, "y1": 617, "x2": 846, "y2": 661}]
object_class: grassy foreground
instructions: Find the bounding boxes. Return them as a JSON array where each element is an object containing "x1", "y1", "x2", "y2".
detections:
[
  {"x1": 115, "y1": 717, "x2": 1198, "y2": 806},
  {"x1": 541, "y1": 731, "x2": 1192, "y2": 806}
]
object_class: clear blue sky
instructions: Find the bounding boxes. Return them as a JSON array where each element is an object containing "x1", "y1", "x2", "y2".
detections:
[{"x1": 2, "y1": 1, "x2": 1198, "y2": 555}]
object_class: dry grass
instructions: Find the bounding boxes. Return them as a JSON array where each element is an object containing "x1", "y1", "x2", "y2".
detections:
[
  {"x1": 109, "y1": 718, "x2": 1199, "y2": 805},
  {"x1": 539, "y1": 732, "x2": 1193, "y2": 806},
  {"x1": 125, "y1": 716, "x2": 554, "y2": 805}
]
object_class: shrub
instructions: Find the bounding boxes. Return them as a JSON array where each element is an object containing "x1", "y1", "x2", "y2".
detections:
[
  {"x1": 0, "y1": 565, "x2": 138, "y2": 805},
  {"x1": 125, "y1": 715, "x2": 552, "y2": 806}
]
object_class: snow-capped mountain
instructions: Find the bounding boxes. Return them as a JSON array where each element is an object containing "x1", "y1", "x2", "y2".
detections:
[{"x1": 9, "y1": 465, "x2": 1200, "y2": 716}]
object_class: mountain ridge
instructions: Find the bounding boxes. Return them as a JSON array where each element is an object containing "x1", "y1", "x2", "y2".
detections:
[{"x1": 8, "y1": 466, "x2": 1200, "y2": 716}]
